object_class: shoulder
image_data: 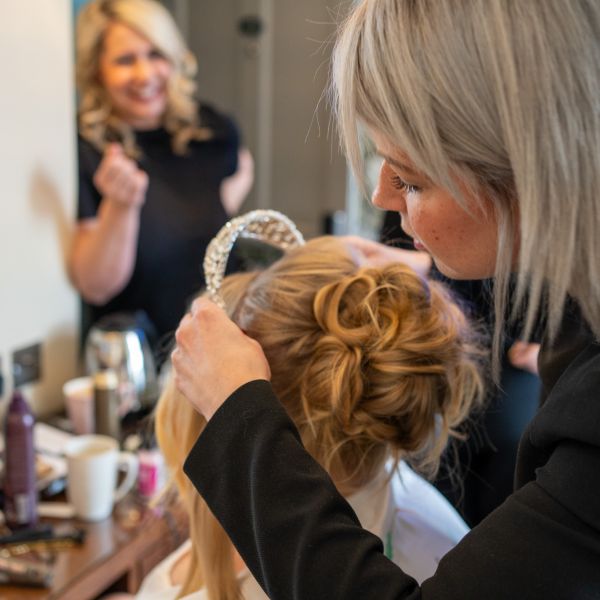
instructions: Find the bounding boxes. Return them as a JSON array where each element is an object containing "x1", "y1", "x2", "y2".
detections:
[
  {"x1": 136, "y1": 539, "x2": 192, "y2": 600},
  {"x1": 527, "y1": 338, "x2": 600, "y2": 530},
  {"x1": 535, "y1": 338, "x2": 600, "y2": 442},
  {"x1": 77, "y1": 133, "x2": 101, "y2": 156},
  {"x1": 388, "y1": 464, "x2": 468, "y2": 583},
  {"x1": 392, "y1": 463, "x2": 469, "y2": 540},
  {"x1": 197, "y1": 102, "x2": 239, "y2": 142},
  {"x1": 239, "y1": 572, "x2": 270, "y2": 600},
  {"x1": 538, "y1": 300, "x2": 596, "y2": 397},
  {"x1": 558, "y1": 339, "x2": 600, "y2": 399},
  {"x1": 77, "y1": 134, "x2": 102, "y2": 174}
]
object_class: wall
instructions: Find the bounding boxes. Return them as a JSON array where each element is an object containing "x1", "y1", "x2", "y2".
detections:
[
  {"x1": 0, "y1": 1, "x2": 78, "y2": 416},
  {"x1": 181, "y1": 0, "x2": 347, "y2": 237},
  {"x1": 270, "y1": 1, "x2": 347, "y2": 237}
]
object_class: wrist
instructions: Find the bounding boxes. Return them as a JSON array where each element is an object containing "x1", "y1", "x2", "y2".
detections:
[{"x1": 102, "y1": 195, "x2": 143, "y2": 215}]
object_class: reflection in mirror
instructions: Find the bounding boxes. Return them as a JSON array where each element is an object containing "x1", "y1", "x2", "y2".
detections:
[{"x1": 70, "y1": 0, "x2": 349, "y2": 366}]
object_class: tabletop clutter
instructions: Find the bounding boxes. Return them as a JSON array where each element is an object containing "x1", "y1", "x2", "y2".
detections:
[{"x1": 0, "y1": 314, "x2": 166, "y2": 588}]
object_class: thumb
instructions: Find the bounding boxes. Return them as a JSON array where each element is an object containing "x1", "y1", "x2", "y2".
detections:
[{"x1": 105, "y1": 142, "x2": 124, "y2": 157}]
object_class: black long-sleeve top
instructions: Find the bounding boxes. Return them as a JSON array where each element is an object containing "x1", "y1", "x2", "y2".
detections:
[
  {"x1": 78, "y1": 104, "x2": 239, "y2": 343},
  {"x1": 183, "y1": 306, "x2": 600, "y2": 599}
]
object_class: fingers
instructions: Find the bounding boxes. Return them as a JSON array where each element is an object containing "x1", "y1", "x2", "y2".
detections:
[
  {"x1": 171, "y1": 297, "x2": 271, "y2": 420},
  {"x1": 172, "y1": 299, "x2": 227, "y2": 389},
  {"x1": 105, "y1": 142, "x2": 124, "y2": 157},
  {"x1": 189, "y1": 296, "x2": 225, "y2": 318},
  {"x1": 508, "y1": 341, "x2": 540, "y2": 375},
  {"x1": 93, "y1": 144, "x2": 148, "y2": 207},
  {"x1": 341, "y1": 235, "x2": 432, "y2": 275},
  {"x1": 393, "y1": 248, "x2": 432, "y2": 276},
  {"x1": 173, "y1": 311, "x2": 194, "y2": 354},
  {"x1": 176, "y1": 298, "x2": 239, "y2": 360},
  {"x1": 170, "y1": 340, "x2": 194, "y2": 401}
]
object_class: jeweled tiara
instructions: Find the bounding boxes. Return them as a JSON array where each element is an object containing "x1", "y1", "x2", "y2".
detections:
[{"x1": 203, "y1": 209, "x2": 306, "y2": 308}]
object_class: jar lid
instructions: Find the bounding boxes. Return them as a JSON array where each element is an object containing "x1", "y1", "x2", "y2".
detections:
[{"x1": 93, "y1": 369, "x2": 119, "y2": 390}]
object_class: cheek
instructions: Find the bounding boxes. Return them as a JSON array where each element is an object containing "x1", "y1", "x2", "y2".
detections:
[
  {"x1": 100, "y1": 67, "x2": 128, "y2": 93},
  {"x1": 157, "y1": 62, "x2": 173, "y2": 83},
  {"x1": 405, "y1": 198, "x2": 439, "y2": 237},
  {"x1": 407, "y1": 199, "x2": 469, "y2": 249}
]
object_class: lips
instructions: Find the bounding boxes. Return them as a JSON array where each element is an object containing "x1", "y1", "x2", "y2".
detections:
[{"x1": 128, "y1": 87, "x2": 165, "y2": 102}]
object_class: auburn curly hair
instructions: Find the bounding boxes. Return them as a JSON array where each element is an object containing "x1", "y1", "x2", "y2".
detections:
[{"x1": 155, "y1": 235, "x2": 485, "y2": 599}]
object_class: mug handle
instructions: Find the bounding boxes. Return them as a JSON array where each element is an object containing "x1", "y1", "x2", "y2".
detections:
[{"x1": 113, "y1": 451, "x2": 139, "y2": 503}]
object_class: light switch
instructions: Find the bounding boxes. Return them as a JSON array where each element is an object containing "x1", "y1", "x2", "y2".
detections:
[{"x1": 12, "y1": 343, "x2": 42, "y2": 387}]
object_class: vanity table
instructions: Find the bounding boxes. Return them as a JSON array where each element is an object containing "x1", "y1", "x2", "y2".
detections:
[{"x1": 0, "y1": 499, "x2": 188, "y2": 599}]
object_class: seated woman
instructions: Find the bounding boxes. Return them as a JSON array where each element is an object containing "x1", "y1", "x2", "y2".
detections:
[{"x1": 138, "y1": 234, "x2": 485, "y2": 600}]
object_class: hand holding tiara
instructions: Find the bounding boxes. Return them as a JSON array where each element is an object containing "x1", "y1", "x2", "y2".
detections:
[{"x1": 203, "y1": 209, "x2": 305, "y2": 308}]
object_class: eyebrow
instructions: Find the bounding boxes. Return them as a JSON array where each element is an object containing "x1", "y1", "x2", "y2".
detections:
[{"x1": 378, "y1": 154, "x2": 420, "y2": 177}]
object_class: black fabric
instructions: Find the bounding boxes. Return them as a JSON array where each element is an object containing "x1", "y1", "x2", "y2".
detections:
[
  {"x1": 77, "y1": 104, "x2": 239, "y2": 348},
  {"x1": 184, "y1": 309, "x2": 600, "y2": 599}
]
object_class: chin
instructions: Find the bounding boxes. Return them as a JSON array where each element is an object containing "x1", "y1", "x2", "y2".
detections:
[
  {"x1": 122, "y1": 98, "x2": 167, "y2": 128},
  {"x1": 128, "y1": 110, "x2": 165, "y2": 130},
  {"x1": 433, "y1": 260, "x2": 492, "y2": 281}
]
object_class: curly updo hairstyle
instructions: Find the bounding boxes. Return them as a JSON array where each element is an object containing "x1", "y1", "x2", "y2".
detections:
[
  {"x1": 156, "y1": 235, "x2": 485, "y2": 599},
  {"x1": 235, "y1": 236, "x2": 484, "y2": 490}
]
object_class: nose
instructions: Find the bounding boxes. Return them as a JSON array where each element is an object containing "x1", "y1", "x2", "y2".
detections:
[
  {"x1": 371, "y1": 161, "x2": 407, "y2": 213},
  {"x1": 132, "y1": 57, "x2": 154, "y2": 82}
]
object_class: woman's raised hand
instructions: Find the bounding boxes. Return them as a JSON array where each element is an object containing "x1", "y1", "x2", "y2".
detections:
[
  {"x1": 342, "y1": 236, "x2": 432, "y2": 276},
  {"x1": 507, "y1": 341, "x2": 541, "y2": 376},
  {"x1": 172, "y1": 298, "x2": 271, "y2": 420},
  {"x1": 93, "y1": 143, "x2": 149, "y2": 208}
]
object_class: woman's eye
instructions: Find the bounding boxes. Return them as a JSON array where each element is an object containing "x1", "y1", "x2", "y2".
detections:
[
  {"x1": 149, "y1": 49, "x2": 166, "y2": 61},
  {"x1": 114, "y1": 54, "x2": 135, "y2": 66},
  {"x1": 391, "y1": 175, "x2": 421, "y2": 194}
]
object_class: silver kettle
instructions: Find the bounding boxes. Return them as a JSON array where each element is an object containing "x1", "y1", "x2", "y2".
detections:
[{"x1": 84, "y1": 312, "x2": 159, "y2": 411}]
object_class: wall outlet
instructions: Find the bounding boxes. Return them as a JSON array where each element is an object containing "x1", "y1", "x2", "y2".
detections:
[{"x1": 12, "y1": 343, "x2": 42, "y2": 387}]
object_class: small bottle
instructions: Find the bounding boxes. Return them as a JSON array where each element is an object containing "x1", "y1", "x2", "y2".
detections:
[
  {"x1": 94, "y1": 369, "x2": 121, "y2": 439},
  {"x1": 137, "y1": 432, "x2": 166, "y2": 500},
  {"x1": 4, "y1": 390, "x2": 38, "y2": 529}
]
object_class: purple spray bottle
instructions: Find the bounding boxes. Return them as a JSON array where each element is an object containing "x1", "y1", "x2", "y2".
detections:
[{"x1": 4, "y1": 389, "x2": 38, "y2": 528}]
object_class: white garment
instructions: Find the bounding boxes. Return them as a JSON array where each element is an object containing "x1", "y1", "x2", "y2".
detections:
[
  {"x1": 136, "y1": 539, "x2": 268, "y2": 600},
  {"x1": 136, "y1": 462, "x2": 467, "y2": 598},
  {"x1": 346, "y1": 461, "x2": 469, "y2": 584}
]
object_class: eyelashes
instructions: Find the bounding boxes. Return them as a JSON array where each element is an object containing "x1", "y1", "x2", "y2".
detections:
[{"x1": 390, "y1": 175, "x2": 421, "y2": 194}]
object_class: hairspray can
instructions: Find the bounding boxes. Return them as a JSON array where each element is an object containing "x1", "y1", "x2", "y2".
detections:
[{"x1": 4, "y1": 390, "x2": 38, "y2": 528}]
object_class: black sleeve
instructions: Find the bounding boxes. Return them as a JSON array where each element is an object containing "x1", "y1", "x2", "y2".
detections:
[
  {"x1": 77, "y1": 136, "x2": 102, "y2": 220},
  {"x1": 184, "y1": 380, "x2": 600, "y2": 600},
  {"x1": 198, "y1": 103, "x2": 240, "y2": 178},
  {"x1": 221, "y1": 115, "x2": 240, "y2": 178}
]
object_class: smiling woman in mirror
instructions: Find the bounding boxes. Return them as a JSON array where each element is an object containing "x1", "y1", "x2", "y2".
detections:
[{"x1": 69, "y1": 0, "x2": 254, "y2": 353}]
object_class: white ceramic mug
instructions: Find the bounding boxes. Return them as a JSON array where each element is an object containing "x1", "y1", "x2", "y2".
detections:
[{"x1": 64, "y1": 435, "x2": 138, "y2": 521}]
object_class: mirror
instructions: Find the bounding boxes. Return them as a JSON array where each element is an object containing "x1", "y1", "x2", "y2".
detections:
[{"x1": 0, "y1": 0, "x2": 359, "y2": 415}]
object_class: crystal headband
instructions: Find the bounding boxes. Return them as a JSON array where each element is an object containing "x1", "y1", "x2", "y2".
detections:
[{"x1": 203, "y1": 209, "x2": 306, "y2": 308}]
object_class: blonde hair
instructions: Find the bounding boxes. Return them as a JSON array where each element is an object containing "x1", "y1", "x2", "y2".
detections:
[
  {"x1": 155, "y1": 236, "x2": 485, "y2": 599},
  {"x1": 76, "y1": 0, "x2": 210, "y2": 157},
  {"x1": 332, "y1": 0, "x2": 600, "y2": 368}
]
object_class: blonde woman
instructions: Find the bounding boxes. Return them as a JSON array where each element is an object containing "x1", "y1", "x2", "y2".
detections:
[
  {"x1": 173, "y1": 0, "x2": 600, "y2": 598},
  {"x1": 68, "y1": 0, "x2": 253, "y2": 347},
  {"x1": 132, "y1": 235, "x2": 481, "y2": 600}
]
